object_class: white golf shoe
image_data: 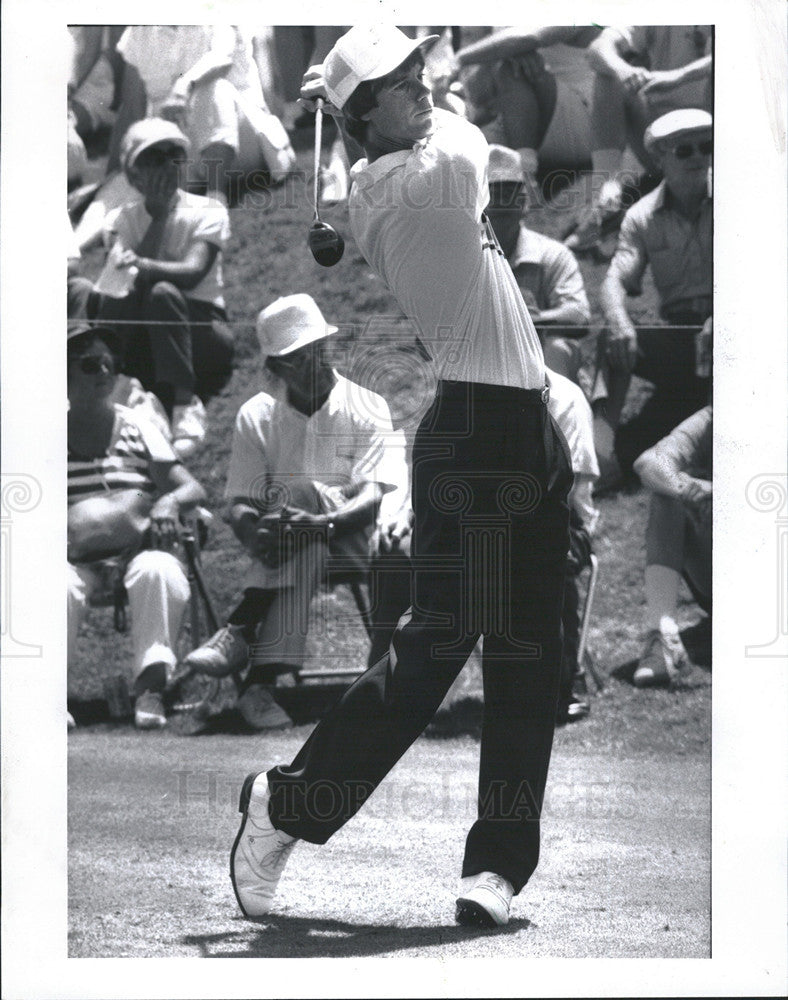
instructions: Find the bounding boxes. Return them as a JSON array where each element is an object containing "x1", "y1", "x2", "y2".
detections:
[
  {"x1": 455, "y1": 871, "x2": 514, "y2": 928},
  {"x1": 230, "y1": 771, "x2": 297, "y2": 917}
]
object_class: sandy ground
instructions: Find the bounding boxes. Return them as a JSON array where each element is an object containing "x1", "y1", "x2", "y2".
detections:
[{"x1": 68, "y1": 727, "x2": 709, "y2": 959}]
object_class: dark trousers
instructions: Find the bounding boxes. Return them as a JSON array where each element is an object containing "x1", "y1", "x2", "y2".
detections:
[
  {"x1": 607, "y1": 327, "x2": 711, "y2": 475},
  {"x1": 267, "y1": 380, "x2": 573, "y2": 894},
  {"x1": 68, "y1": 276, "x2": 234, "y2": 408}
]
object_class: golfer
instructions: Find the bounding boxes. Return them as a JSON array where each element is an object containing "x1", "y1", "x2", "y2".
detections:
[{"x1": 231, "y1": 25, "x2": 572, "y2": 928}]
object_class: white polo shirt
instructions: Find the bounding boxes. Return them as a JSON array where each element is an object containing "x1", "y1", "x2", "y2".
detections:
[
  {"x1": 224, "y1": 372, "x2": 409, "y2": 587},
  {"x1": 349, "y1": 110, "x2": 545, "y2": 390}
]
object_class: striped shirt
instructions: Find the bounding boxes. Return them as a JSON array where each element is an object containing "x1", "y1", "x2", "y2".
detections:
[{"x1": 67, "y1": 405, "x2": 176, "y2": 505}]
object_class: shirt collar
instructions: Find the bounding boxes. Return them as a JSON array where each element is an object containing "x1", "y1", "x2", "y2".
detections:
[
  {"x1": 509, "y1": 225, "x2": 542, "y2": 267},
  {"x1": 349, "y1": 134, "x2": 432, "y2": 190},
  {"x1": 654, "y1": 179, "x2": 712, "y2": 215}
]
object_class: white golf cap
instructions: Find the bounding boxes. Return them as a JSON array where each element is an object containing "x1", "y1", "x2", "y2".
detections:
[
  {"x1": 256, "y1": 294, "x2": 338, "y2": 360},
  {"x1": 487, "y1": 144, "x2": 525, "y2": 184},
  {"x1": 323, "y1": 25, "x2": 439, "y2": 109},
  {"x1": 643, "y1": 108, "x2": 713, "y2": 154}
]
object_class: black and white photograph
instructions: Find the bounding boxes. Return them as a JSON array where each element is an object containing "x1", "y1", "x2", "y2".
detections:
[{"x1": 1, "y1": 2, "x2": 786, "y2": 998}]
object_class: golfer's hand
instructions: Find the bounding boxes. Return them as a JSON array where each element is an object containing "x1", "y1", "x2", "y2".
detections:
[
  {"x1": 606, "y1": 325, "x2": 638, "y2": 372},
  {"x1": 299, "y1": 65, "x2": 343, "y2": 117}
]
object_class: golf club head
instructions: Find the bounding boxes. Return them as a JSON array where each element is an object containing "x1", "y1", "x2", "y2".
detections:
[{"x1": 308, "y1": 221, "x2": 345, "y2": 267}]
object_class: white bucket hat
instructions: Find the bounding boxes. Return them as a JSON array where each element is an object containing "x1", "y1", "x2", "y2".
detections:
[
  {"x1": 487, "y1": 144, "x2": 525, "y2": 185},
  {"x1": 324, "y1": 26, "x2": 439, "y2": 109},
  {"x1": 256, "y1": 294, "x2": 338, "y2": 361}
]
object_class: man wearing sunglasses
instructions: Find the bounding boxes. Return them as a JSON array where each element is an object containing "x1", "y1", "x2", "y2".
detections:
[{"x1": 594, "y1": 107, "x2": 713, "y2": 483}]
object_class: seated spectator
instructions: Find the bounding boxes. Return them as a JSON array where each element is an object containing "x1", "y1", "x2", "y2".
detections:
[
  {"x1": 68, "y1": 118, "x2": 235, "y2": 459},
  {"x1": 594, "y1": 108, "x2": 712, "y2": 482},
  {"x1": 485, "y1": 144, "x2": 591, "y2": 382},
  {"x1": 67, "y1": 319, "x2": 207, "y2": 730},
  {"x1": 115, "y1": 25, "x2": 296, "y2": 202},
  {"x1": 184, "y1": 295, "x2": 408, "y2": 730},
  {"x1": 631, "y1": 405, "x2": 711, "y2": 687},
  {"x1": 565, "y1": 24, "x2": 712, "y2": 253},
  {"x1": 453, "y1": 27, "x2": 602, "y2": 185}
]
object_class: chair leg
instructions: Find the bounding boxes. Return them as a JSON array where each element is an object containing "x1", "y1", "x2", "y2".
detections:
[{"x1": 577, "y1": 554, "x2": 605, "y2": 690}]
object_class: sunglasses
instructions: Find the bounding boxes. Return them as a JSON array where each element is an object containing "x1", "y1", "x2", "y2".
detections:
[
  {"x1": 74, "y1": 355, "x2": 117, "y2": 375},
  {"x1": 671, "y1": 139, "x2": 713, "y2": 159},
  {"x1": 136, "y1": 146, "x2": 185, "y2": 168}
]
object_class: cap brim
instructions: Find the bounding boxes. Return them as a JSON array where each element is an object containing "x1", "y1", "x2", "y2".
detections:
[
  {"x1": 125, "y1": 136, "x2": 191, "y2": 170},
  {"x1": 645, "y1": 124, "x2": 713, "y2": 153},
  {"x1": 266, "y1": 324, "x2": 340, "y2": 358},
  {"x1": 370, "y1": 34, "x2": 440, "y2": 85}
]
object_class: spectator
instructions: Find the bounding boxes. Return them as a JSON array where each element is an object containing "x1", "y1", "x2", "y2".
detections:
[
  {"x1": 115, "y1": 25, "x2": 296, "y2": 202},
  {"x1": 453, "y1": 25, "x2": 602, "y2": 190},
  {"x1": 565, "y1": 24, "x2": 712, "y2": 253},
  {"x1": 594, "y1": 108, "x2": 712, "y2": 482},
  {"x1": 69, "y1": 118, "x2": 235, "y2": 460},
  {"x1": 67, "y1": 319, "x2": 206, "y2": 730},
  {"x1": 631, "y1": 405, "x2": 711, "y2": 687},
  {"x1": 184, "y1": 294, "x2": 408, "y2": 730},
  {"x1": 485, "y1": 143, "x2": 591, "y2": 382},
  {"x1": 547, "y1": 369, "x2": 600, "y2": 722}
]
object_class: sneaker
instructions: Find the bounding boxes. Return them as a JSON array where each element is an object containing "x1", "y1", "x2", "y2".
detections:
[
  {"x1": 455, "y1": 871, "x2": 514, "y2": 928},
  {"x1": 633, "y1": 628, "x2": 692, "y2": 688},
  {"x1": 134, "y1": 691, "x2": 167, "y2": 729},
  {"x1": 230, "y1": 771, "x2": 297, "y2": 917},
  {"x1": 171, "y1": 396, "x2": 207, "y2": 460},
  {"x1": 237, "y1": 684, "x2": 293, "y2": 731},
  {"x1": 185, "y1": 625, "x2": 249, "y2": 677}
]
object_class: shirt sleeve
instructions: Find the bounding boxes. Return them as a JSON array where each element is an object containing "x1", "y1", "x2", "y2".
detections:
[
  {"x1": 651, "y1": 406, "x2": 712, "y2": 477},
  {"x1": 224, "y1": 398, "x2": 269, "y2": 505},
  {"x1": 407, "y1": 110, "x2": 490, "y2": 222},
  {"x1": 190, "y1": 200, "x2": 231, "y2": 250},
  {"x1": 607, "y1": 207, "x2": 648, "y2": 297},
  {"x1": 543, "y1": 243, "x2": 591, "y2": 321},
  {"x1": 122, "y1": 407, "x2": 177, "y2": 464}
]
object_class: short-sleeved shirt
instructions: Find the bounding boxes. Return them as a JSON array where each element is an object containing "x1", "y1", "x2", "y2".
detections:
[
  {"x1": 651, "y1": 405, "x2": 712, "y2": 480},
  {"x1": 68, "y1": 404, "x2": 176, "y2": 505},
  {"x1": 546, "y1": 370, "x2": 599, "y2": 532},
  {"x1": 509, "y1": 225, "x2": 591, "y2": 323},
  {"x1": 225, "y1": 372, "x2": 409, "y2": 586},
  {"x1": 614, "y1": 25, "x2": 712, "y2": 111},
  {"x1": 104, "y1": 190, "x2": 230, "y2": 307},
  {"x1": 349, "y1": 110, "x2": 545, "y2": 390},
  {"x1": 607, "y1": 181, "x2": 712, "y2": 319}
]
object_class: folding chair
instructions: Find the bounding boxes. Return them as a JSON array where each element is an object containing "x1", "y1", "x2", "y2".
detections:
[{"x1": 576, "y1": 552, "x2": 605, "y2": 691}]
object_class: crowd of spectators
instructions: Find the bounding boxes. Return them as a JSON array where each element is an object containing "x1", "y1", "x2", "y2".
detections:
[{"x1": 67, "y1": 24, "x2": 713, "y2": 731}]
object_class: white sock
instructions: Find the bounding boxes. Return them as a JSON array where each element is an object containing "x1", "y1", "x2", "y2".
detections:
[{"x1": 644, "y1": 565, "x2": 681, "y2": 632}]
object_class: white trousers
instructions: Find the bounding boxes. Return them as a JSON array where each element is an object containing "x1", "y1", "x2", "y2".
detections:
[{"x1": 68, "y1": 550, "x2": 190, "y2": 680}]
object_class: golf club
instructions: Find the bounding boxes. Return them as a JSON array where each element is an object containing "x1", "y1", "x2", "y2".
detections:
[{"x1": 308, "y1": 98, "x2": 345, "y2": 267}]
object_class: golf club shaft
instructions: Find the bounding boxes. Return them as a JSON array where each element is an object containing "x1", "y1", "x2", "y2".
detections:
[{"x1": 313, "y1": 98, "x2": 324, "y2": 219}]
